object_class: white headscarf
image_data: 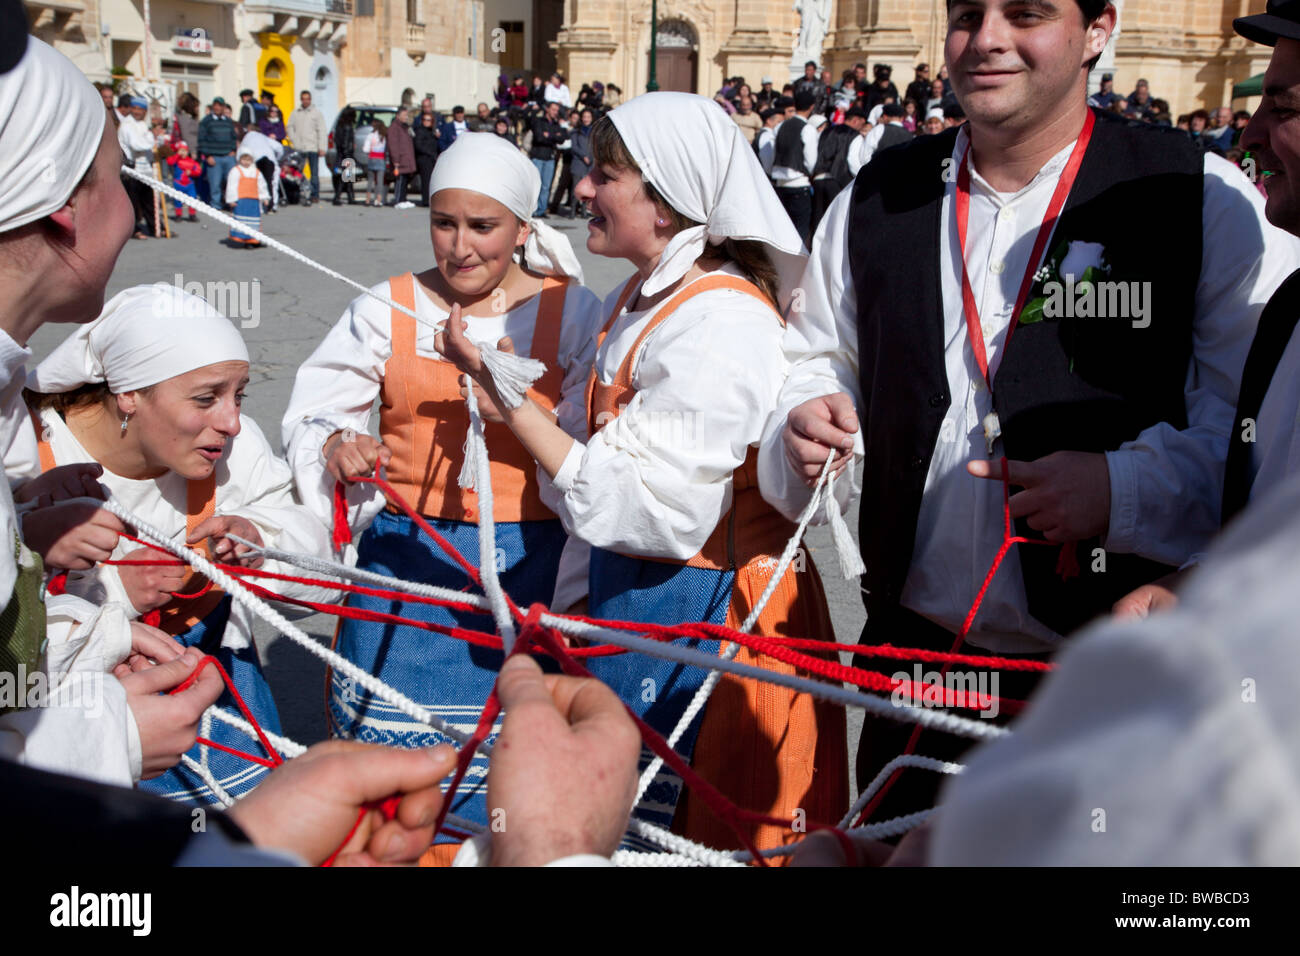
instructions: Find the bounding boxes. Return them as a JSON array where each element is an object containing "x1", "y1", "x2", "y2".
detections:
[
  {"x1": 0, "y1": 35, "x2": 105, "y2": 233},
  {"x1": 428, "y1": 132, "x2": 584, "y2": 283},
  {"x1": 607, "y1": 92, "x2": 807, "y2": 308},
  {"x1": 29, "y1": 284, "x2": 250, "y2": 395}
]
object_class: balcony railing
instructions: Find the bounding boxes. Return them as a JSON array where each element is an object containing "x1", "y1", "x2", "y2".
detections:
[
  {"x1": 406, "y1": 22, "x2": 425, "y2": 47},
  {"x1": 243, "y1": 0, "x2": 352, "y2": 18}
]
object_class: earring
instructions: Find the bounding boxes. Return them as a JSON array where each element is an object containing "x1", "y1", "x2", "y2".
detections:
[
  {"x1": 656, "y1": 218, "x2": 666, "y2": 226},
  {"x1": 120, "y1": 412, "x2": 130, "y2": 435}
]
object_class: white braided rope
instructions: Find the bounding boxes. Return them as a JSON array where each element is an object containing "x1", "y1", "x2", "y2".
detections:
[
  {"x1": 103, "y1": 499, "x2": 489, "y2": 754},
  {"x1": 206, "y1": 706, "x2": 308, "y2": 759},
  {"x1": 462, "y1": 383, "x2": 517, "y2": 650},
  {"x1": 629, "y1": 450, "x2": 839, "y2": 810},
  {"x1": 837, "y1": 754, "x2": 964, "y2": 829},
  {"x1": 180, "y1": 753, "x2": 236, "y2": 808},
  {"x1": 118, "y1": 165, "x2": 545, "y2": 400}
]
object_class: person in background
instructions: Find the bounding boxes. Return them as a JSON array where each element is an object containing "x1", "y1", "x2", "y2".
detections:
[
  {"x1": 286, "y1": 89, "x2": 327, "y2": 206},
  {"x1": 493, "y1": 115, "x2": 516, "y2": 145},
  {"x1": 387, "y1": 106, "x2": 417, "y2": 209},
  {"x1": 545, "y1": 72, "x2": 573, "y2": 109},
  {"x1": 566, "y1": 108, "x2": 595, "y2": 219},
  {"x1": 413, "y1": 110, "x2": 439, "y2": 206},
  {"x1": 1087, "y1": 72, "x2": 1119, "y2": 109},
  {"x1": 117, "y1": 94, "x2": 156, "y2": 239},
  {"x1": 331, "y1": 107, "x2": 358, "y2": 206},
  {"x1": 165, "y1": 141, "x2": 201, "y2": 222},
  {"x1": 198, "y1": 97, "x2": 237, "y2": 212},
  {"x1": 755, "y1": 107, "x2": 781, "y2": 177},
  {"x1": 732, "y1": 93, "x2": 762, "y2": 144},
  {"x1": 468, "y1": 102, "x2": 495, "y2": 133},
  {"x1": 529, "y1": 100, "x2": 568, "y2": 218},
  {"x1": 438, "y1": 105, "x2": 470, "y2": 148},
  {"x1": 225, "y1": 148, "x2": 270, "y2": 246},
  {"x1": 901, "y1": 98, "x2": 919, "y2": 132},
  {"x1": 604, "y1": 83, "x2": 623, "y2": 109},
  {"x1": 865, "y1": 63, "x2": 900, "y2": 111},
  {"x1": 258, "y1": 105, "x2": 286, "y2": 142},
  {"x1": 847, "y1": 101, "x2": 912, "y2": 176},
  {"x1": 922, "y1": 106, "x2": 946, "y2": 135},
  {"x1": 363, "y1": 118, "x2": 387, "y2": 207},
  {"x1": 548, "y1": 108, "x2": 580, "y2": 217},
  {"x1": 770, "y1": 89, "x2": 819, "y2": 246},
  {"x1": 755, "y1": 76, "x2": 777, "y2": 111},
  {"x1": 904, "y1": 62, "x2": 932, "y2": 115}
]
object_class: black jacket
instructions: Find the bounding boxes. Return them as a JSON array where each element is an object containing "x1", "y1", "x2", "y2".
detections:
[
  {"x1": 529, "y1": 115, "x2": 569, "y2": 160},
  {"x1": 414, "y1": 123, "x2": 439, "y2": 161}
]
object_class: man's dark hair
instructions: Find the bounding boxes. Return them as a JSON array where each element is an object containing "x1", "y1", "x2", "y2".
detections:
[
  {"x1": 805, "y1": 59, "x2": 817, "y2": 69},
  {"x1": 774, "y1": 95, "x2": 796, "y2": 111},
  {"x1": 946, "y1": 0, "x2": 1111, "y2": 69},
  {"x1": 943, "y1": 101, "x2": 966, "y2": 121},
  {"x1": 117, "y1": 93, "x2": 133, "y2": 109},
  {"x1": 794, "y1": 89, "x2": 816, "y2": 111}
]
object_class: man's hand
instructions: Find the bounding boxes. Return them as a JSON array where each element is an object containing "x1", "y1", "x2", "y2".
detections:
[
  {"x1": 12, "y1": 463, "x2": 105, "y2": 508},
  {"x1": 487, "y1": 655, "x2": 641, "y2": 866},
  {"x1": 23, "y1": 501, "x2": 126, "y2": 570},
  {"x1": 118, "y1": 546, "x2": 188, "y2": 612},
  {"x1": 782, "y1": 392, "x2": 859, "y2": 487},
  {"x1": 791, "y1": 819, "x2": 934, "y2": 867},
  {"x1": 121, "y1": 648, "x2": 226, "y2": 778},
  {"x1": 323, "y1": 430, "x2": 392, "y2": 483},
  {"x1": 967, "y1": 451, "x2": 1111, "y2": 543},
  {"x1": 189, "y1": 514, "x2": 264, "y2": 568},
  {"x1": 228, "y1": 740, "x2": 457, "y2": 866},
  {"x1": 1112, "y1": 571, "x2": 1184, "y2": 619}
]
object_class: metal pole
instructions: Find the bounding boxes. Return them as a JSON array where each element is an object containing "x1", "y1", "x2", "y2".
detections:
[
  {"x1": 142, "y1": 0, "x2": 154, "y2": 82},
  {"x1": 647, "y1": 0, "x2": 659, "y2": 92}
]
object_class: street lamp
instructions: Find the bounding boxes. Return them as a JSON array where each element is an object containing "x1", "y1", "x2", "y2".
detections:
[{"x1": 647, "y1": 0, "x2": 659, "y2": 92}]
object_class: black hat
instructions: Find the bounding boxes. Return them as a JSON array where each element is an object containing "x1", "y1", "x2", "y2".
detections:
[
  {"x1": 845, "y1": 106, "x2": 869, "y2": 121},
  {"x1": 774, "y1": 95, "x2": 796, "y2": 111},
  {"x1": 1236, "y1": 0, "x2": 1300, "y2": 46},
  {"x1": 882, "y1": 103, "x2": 905, "y2": 118},
  {"x1": 793, "y1": 89, "x2": 817, "y2": 110},
  {"x1": 874, "y1": 63, "x2": 892, "y2": 76}
]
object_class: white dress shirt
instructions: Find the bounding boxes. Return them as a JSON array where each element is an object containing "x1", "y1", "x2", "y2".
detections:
[
  {"x1": 544, "y1": 83, "x2": 573, "y2": 109},
  {"x1": 282, "y1": 276, "x2": 604, "y2": 537},
  {"x1": 756, "y1": 127, "x2": 777, "y2": 177},
  {"x1": 770, "y1": 116, "x2": 819, "y2": 189},
  {"x1": 759, "y1": 124, "x2": 1300, "y2": 652},
  {"x1": 1249, "y1": 314, "x2": 1300, "y2": 504},
  {"x1": 848, "y1": 120, "x2": 903, "y2": 176}
]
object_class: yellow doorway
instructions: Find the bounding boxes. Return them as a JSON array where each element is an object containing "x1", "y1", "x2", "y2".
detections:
[{"x1": 256, "y1": 35, "x2": 296, "y2": 124}]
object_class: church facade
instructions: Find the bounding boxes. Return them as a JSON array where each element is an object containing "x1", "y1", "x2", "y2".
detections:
[{"x1": 549, "y1": 0, "x2": 1272, "y2": 113}]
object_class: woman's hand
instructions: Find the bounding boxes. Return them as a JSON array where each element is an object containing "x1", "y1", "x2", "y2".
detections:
[
  {"x1": 113, "y1": 622, "x2": 187, "y2": 679},
  {"x1": 433, "y1": 303, "x2": 486, "y2": 379},
  {"x1": 23, "y1": 502, "x2": 126, "y2": 570},
  {"x1": 118, "y1": 547, "x2": 188, "y2": 612},
  {"x1": 121, "y1": 647, "x2": 226, "y2": 778},
  {"x1": 456, "y1": 335, "x2": 516, "y2": 423},
  {"x1": 189, "y1": 514, "x2": 264, "y2": 568},
  {"x1": 12, "y1": 463, "x2": 106, "y2": 507},
  {"x1": 322, "y1": 429, "x2": 391, "y2": 484}
]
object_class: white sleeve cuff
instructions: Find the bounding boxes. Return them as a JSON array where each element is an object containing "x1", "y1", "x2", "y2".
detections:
[
  {"x1": 549, "y1": 440, "x2": 586, "y2": 495},
  {"x1": 1102, "y1": 448, "x2": 1139, "y2": 554}
]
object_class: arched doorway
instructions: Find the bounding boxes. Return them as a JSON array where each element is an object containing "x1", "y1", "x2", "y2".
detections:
[
  {"x1": 652, "y1": 18, "x2": 697, "y2": 94},
  {"x1": 257, "y1": 35, "x2": 295, "y2": 122},
  {"x1": 312, "y1": 61, "x2": 339, "y2": 129}
]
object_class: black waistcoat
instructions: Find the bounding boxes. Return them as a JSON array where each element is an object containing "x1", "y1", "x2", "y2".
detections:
[
  {"x1": 775, "y1": 116, "x2": 809, "y2": 174},
  {"x1": 847, "y1": 110, "x2": 1204, "y2": 637}
]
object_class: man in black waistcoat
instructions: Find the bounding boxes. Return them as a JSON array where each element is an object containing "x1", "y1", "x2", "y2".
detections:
[
  {"x1": 771, "y1": 89, "x2": 821, "y2": 246},
  {"x1": 757, "y1": 0, "x2": 1299, "y2": 817}
]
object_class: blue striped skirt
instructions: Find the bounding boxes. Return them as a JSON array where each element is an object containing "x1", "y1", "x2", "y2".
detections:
[
  {"x1": 330, "y1": 509, "x2": 566, "y2": 840},
  {"x1": 582, "y1": 548, "x2": 730, "y2": 843},
  {"x1": 229, "y1": 195, "x2": 261, "y2": 243}
]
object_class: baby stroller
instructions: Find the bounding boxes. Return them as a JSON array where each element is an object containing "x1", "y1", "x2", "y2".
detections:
[{"x1": 279, "y1": 148, "x2": 308, "y2": 206}]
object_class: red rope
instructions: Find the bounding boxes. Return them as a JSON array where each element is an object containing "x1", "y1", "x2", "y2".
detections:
[
  {"x1": 332, "y1": 479, "x2": 352, "y2": 552},
  {"x1": 172, "y1": 655, "x2": 285, "y2": 772}
]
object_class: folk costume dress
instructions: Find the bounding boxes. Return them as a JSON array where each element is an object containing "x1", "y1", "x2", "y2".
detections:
[
  {"x1": 541, "y1": 94, "x2": 848, "y2": 853},
  {"x1": 20, "y1": 286, "x2": 339, "y2": 804},
  {"x1": 282, "y1": 132, "x2": 601, "y2": 840},
  {"x1": 225, "y1": 153, "x2": 269, "y2": 246}
]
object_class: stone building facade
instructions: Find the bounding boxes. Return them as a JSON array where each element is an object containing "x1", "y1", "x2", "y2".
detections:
[{"x1": 542, "y1": 0, "x2": 1272, "y2": 114}]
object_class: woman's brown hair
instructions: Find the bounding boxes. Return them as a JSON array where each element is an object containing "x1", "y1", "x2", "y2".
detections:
[
  {"x1": 588, "y1": 116, "x2": 781, "y2": 308},
  {"x1": 24, "y1": 383, "x2": 152, "y2": 417}
]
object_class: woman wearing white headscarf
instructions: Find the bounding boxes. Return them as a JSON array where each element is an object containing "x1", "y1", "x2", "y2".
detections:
[
  {"x1": 0, "y1": 28, "x2": 231, "y2": 788},
  {"x1": 438, "y1": 92, "x2": 848, "y2": 853},
  {"x1": 16, "y1": 284, "x2": 338, "y2": 804},
  {"x1": 282, "y1": 131, "x2": 602, "y2": 855}
]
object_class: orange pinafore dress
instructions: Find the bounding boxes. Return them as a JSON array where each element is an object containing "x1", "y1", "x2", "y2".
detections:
[
  {"x1": 579, "y1": 274, "x2": 849, "y2": 853},
  {"x1": 332, "y1": 272, "x2": 572, "y2": 849}
]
